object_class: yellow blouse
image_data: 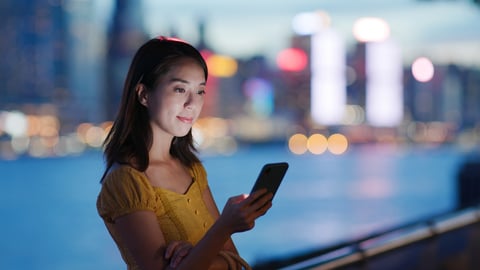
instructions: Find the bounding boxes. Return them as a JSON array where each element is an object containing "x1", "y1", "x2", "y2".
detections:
[{"x1": 96, "y1": 163, "x2": 215, "y2": 269}]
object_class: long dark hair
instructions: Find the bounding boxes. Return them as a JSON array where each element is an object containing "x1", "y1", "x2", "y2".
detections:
[{"x1": 101, "y1": 37, "x2": 208, "y2": 182}]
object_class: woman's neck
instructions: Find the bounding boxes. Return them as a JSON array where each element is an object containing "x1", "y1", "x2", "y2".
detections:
[{"x1": 149, "y1": 129, "x2": 175, "y2": 162}]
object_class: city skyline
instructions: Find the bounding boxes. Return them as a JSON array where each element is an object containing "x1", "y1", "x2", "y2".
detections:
[
  {"x1": 140, "y1": 0, "x2": 480, "y2": 66},
  {"x1": 0, "y1": 0, "x2": 479, "y2": 159}
]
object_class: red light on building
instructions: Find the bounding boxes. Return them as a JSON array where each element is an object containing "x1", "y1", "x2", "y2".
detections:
[{"x1": 276, "y1": 48, "x2": 308, "y2": 72}]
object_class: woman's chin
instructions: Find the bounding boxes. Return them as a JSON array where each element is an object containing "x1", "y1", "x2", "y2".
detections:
[{"x1": 174, "y1": 129, "x2": 191, "y2": 138}]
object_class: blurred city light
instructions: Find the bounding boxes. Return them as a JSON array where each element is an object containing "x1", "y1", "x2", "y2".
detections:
[
  {"x1": 85, "y1": 126, "x2": 105, "y2": 148},
  {"x1": 76, "y1": 122, "x2": 109, "y2": 147},
  {"x1": 101, "y1": 121, "x2": 114, "y2": 134},
  {"x1": 288, "y1": 133, "x2": 308, "y2": 155},
  {"x1": 76, "y1": 123, "x2": 94, "y2": 144},
  {"x1": 11, "y1": 136, "x2": 29, "y2": 155},
  {"x1": 353, "y1": 17, "x2": 390, "y2": 42},
  {"x1": 29, "y1": 137, "x2": 49, "y2": 158},
  {"x1": 292, "y1": 11, "x2": 331, "y2": 35},
  {"x1": 311, "y1": 28, "x2": 346, "y2": 125},
  {"x1": 0, "y1": 109, "x2": 101, "y2": 159},
  {"x1": 233, "y1": 116, "x2": 289, "y2": 143},
  {"x1": 342, "y1": 105, "x2": 365, "y2": 125},
  {"x1": 62, "y1": 133, "x2": 87, "y2": 154},
  {"x1": 26, "y1": 115, "x2": 40, "y2": 136},
  {"x1": 412, "y1": 57, "x2": 435, "y2": 82},
  {"x1": 39, "y1": 116, "x2": 60, "y2": 137},
  {"x1": 205, "y1": 54, "x2": 238, "y2": 77},
  {"x1": 307, "y1": 134, "x2": 328, "y2": 155},
  {"x1": 276, "y1": 48, "x2": 308, "y2": 72},
  {"x1": 288, "y1": 133, "x2": 349, "y2": 155},
  {"x1": 243, "y1": 78, "x2": 274, "y2": 117},
  {"x1": 366, "y1": 39, "x2": 403, "y2": 127},
  {"x1": 0, "y1": 0, "x2": 479, "y2": 161},
  {"x1": 3, "y1": 111, "x2": 28, "y2": 138},
  {"x1": 457, "y1": 125, "x2": 480, "y2": 151},
  {"x1": 327, "y1": 133, "x2": 349, "y2": 155},
  {"x1": 406, "y1": 121, "x2": 453, "y2": 144},
  {"x1": 193, "y1": 117, "x2": 237, "y2": 155}
]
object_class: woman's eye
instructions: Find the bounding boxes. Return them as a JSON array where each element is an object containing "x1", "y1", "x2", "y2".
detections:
[
  {"x1": 197, "y1": 89, "x2": 206, "y2": 95},
  {"x1": 174, "y1": 88, "x2": 186, "y2": 93}
]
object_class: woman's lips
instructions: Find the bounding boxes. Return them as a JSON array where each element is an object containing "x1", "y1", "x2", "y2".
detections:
[{"x1": 177, "y1": 116, "x2": 193, "y2": 124}]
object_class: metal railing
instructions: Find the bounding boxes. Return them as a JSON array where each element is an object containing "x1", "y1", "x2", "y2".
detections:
[{"x1": 253, "y1": 205, "x2": 480, "y2": 270}]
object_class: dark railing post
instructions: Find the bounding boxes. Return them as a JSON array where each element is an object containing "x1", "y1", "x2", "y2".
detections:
[{"x1": 456, "y1": 156, "x2": 480, "y2": 209}]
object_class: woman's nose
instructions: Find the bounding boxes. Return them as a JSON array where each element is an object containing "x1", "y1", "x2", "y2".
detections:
[{"x1": 184, "y1": 93, "x2": 197, "y2": 109}]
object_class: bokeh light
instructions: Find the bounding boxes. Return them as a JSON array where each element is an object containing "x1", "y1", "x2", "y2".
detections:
[
  {"x1": 193, "y1": 117, "x2": 237, "y2": 155},
  {"x1": 343, "y1": 105, "x2": 365, "y2": 125},
  {"x1": 243, "y1": 78, "x2": 274, "y2": 117},
  {"x1": 85, "y1": 126, "x2": 105, "y2": 147},
  {"x1": 4, "y1": 111, "x2": 28, "y2": 137},
  {"x1": 76, "y1": 123, "x2": 94, "y2": 144},
  {"x1": 353, "y1": 17, "x2": 390, "y2": 42},
  {"x1": 307, "y1": 134, "x2": 328, "y2": 154},
  {"x1": 26, "y1": 115, "x2": 41, "y2": 136},
  {"x1": 276, "y1": 48, "x2": 308, "y2": 72},
  {"x1": 292, "y1": 11, "x2": 331, "y2": 35},
  {"x1": 288, "y1": 133, "x2": 308, "y2": 155},
  {"x1": 412, "y1": 57, "x2": 434, "y2": 82},
  {"x1": 289, "y1": 133, "x2": 350, "y2": 155},
  {"x1": 11, "y1": 136, "x2": 29, "y2": 154},
  {"x1": 206, "y1": 54, "x2": 238, "y2": 77},
  {"x1": 327, "y1": 133, "x2": 349, "y2": 155},
  {"x1": 76, "y1": 122, "x2": 108, "y2": 148}
]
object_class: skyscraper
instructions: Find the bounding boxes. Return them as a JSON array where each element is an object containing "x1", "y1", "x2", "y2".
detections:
[
  {"x1": 0, "y1": 0, "x2": 68, "y2": 112},
  {"x1": 105, "y1": 0, "x2": 148, "y2": 120}
]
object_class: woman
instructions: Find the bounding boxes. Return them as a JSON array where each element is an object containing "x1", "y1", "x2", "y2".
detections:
[{"x1": 96, "y1": 37, "x2": 273, "y2": 270}]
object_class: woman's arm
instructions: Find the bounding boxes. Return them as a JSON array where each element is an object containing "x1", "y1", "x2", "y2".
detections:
[
  {"x1": 114, "y1": 190, "x2": 272, "y2": 270},
  {"x1": 173, "y1": 190, "x2": 272, "y2": 270},
  {"x1": 115, "y1": 211, "x2": 224, "y2": 270},
  {"x1": 202, "y1": 186, "x2": 239, "y2": 254},
  {"x1": 114, "y1": 211, "x2": 169, "y2": 270}
]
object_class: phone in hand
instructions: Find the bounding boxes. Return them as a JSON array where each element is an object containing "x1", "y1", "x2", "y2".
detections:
[{"x1": 250, "y1": 162, "x2": 289, "y2": 200}]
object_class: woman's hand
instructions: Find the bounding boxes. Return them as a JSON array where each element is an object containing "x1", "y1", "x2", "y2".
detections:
[
  {"x1": 164, "y1": 241, "x2": 193, "y2": 268},
  {"x1": 219, "y1": 189, "x2": 273, "y2": 234}
]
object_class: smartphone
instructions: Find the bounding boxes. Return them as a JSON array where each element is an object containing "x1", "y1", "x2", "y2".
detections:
[{"x1": 250, "y1": 162, "x2": 289, "y2": 199}]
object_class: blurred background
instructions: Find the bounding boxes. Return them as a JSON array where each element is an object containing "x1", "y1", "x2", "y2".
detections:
[{"x1": 1, "y1": 0, "x2": 480, "y2": 269}]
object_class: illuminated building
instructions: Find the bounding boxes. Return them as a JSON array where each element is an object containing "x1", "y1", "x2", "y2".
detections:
[
  {"x1": 105, "y1": 0, "x2": 148, "y2": 120},
  {"x1": 0, "y1": 1, "x2": 68, "y2": 112}
]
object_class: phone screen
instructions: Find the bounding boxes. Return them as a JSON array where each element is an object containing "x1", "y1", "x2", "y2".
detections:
[{"x1": 250, "y1": 162, "x2": 289, "y2": 198}]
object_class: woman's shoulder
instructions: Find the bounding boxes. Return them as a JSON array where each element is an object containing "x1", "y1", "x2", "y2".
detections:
[
  {"x1": 190, "y1": 162, "x2": 209, "y2": 190},
  {"x1": 98, "y1": 164, "x2": 158, "y2": 222},
  {"x1": 104, "y1": 162, "x2": 143, "y2": 177},
  {"x1": 102, "y1": 164, "x2": 150, "y2": 190}
]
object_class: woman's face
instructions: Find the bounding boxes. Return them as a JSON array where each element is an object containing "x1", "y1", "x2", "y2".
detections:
[{"x1": 146, "y1": 57, "x2": 206, "y2": 138}]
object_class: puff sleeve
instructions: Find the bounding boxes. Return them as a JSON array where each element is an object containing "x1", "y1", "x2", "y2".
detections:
[
  {"x1": 97, "y1": 166, "x2": 158, "y2": 223},
  {"x1": 190, "y1": 163, "x2": 209, "y2": 192}
]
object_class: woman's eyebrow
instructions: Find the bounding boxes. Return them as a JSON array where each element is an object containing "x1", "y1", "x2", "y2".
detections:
[{"x1": 169, "y1": 77, "x2": 206, "y2": 86}]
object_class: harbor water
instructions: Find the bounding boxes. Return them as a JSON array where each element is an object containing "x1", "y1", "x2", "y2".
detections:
[{"x1": 0, "y1": 144, "x2": 465, "y2": 269}]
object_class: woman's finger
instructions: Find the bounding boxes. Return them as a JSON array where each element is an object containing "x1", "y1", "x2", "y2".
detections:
[
  {"x1": 170, "y1": 243, "x2": 192, "y2": 268},
  {"x1": 241, "y1": 189, "x2": 268, "y2": 207},
  {"x1": 164, "y1": 241, "x2": 180, "y2": 259},
  {"x1": 245, "y1": 191, "x2": 273, "y2": 212},
  {"x1": 254, "y1": 198, "x2": 273, "y2": 217},
  {"x1": 165, "y1": 241, "x2": 191, "y2": 260}
]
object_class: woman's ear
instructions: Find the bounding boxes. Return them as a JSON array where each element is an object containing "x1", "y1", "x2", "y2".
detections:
[{"x1": 135, "y1": 84, "x2": 148, "y2": 107}]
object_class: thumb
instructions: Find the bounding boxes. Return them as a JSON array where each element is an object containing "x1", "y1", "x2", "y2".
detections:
[{"x1": 230, "y1": 194, "x2": 248, "y2": 203}]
